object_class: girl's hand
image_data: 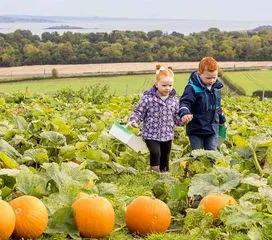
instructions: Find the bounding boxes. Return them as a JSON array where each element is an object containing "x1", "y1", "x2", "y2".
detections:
[
  {"x1": 182, "y1": 114, "x2": 193, "y2": 124},
  {"x1": 128, "y1": 120, "x2": 138, "y2": 128}
]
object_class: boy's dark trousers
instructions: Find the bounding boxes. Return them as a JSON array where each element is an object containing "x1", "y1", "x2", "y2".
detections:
[{"x1": 145, "y1": 140, "x2": 172, "y2": 172}]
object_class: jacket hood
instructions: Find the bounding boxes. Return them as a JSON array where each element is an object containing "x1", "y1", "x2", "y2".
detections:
[{"x1": 190, "y1": 71, "x2": 223, "y2": 90}]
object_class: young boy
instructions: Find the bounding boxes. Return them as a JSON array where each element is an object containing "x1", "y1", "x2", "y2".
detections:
[{"x1": 179, "y1": 57, "x2": 226, "y2": 152}]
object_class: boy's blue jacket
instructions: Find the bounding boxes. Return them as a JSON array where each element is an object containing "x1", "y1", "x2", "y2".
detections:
[{"x1": 179, "y1": 71, "x2": 226, "y2": 136}]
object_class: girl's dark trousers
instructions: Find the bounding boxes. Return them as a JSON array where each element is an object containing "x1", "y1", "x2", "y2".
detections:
[{"x1": 145, "y1": 139, "x2": 172, "y2": 172}]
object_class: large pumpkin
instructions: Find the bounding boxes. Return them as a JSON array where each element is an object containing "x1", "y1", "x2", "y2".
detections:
[
  {"x1": 125, "y1": 196, "x2": 171, "y2": 235},
  {"x1": 0, "y1": 199, "x2": 16, "y2": 240},
  {"x1": 199, "y1": 192, "x2": 237, "y2": 218},
  {"x1": 9, "y1": 195, "x2": 48, "y2": 239},
  {"x1": 72, "y1": 195, "x2": 115, "y2": 238}
]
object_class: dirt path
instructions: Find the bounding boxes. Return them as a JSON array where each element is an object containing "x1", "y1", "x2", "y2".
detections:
[{"x1": 0, "y1": 61, "x2": 272, "y2": 79}]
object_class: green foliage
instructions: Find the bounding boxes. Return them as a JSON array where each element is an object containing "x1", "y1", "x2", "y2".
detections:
[
  {"x1": 188, "y1": 166, "x2": 241, "y2": 197},
  {"x1": 1, "y1": 28, "x2": 272, "y2": 67},
  {"x1": 0, "y1": 90, "x2": 271, "y2": 239},
  {"x1": 152, "y1": 174, "x2": 190, "y2": 214}
]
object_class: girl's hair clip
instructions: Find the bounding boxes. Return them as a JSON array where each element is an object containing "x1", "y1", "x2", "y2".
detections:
[{"x1": 156, "y1": 66, "x2": 166, "y2": 74}]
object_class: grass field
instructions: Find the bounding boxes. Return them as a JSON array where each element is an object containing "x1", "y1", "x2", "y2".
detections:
[
  {"x1": 224, "y1": 70, "x2": 272, "y2": 95},
  {"x1": 1, "y1": 73, "x2": 190, "y2": 95},
  {"x1": 1, "y1": 70, "x2": 272, "y2": 96}
]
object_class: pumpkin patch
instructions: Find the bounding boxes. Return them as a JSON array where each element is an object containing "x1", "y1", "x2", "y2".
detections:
[{"x1": 0, "y1": 87, "x2": 271, "y2": 239}]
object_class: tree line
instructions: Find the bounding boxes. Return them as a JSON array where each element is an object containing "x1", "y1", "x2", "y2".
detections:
[{"x1": 0, "y1": 28, "x2": 272, "y2": 67}]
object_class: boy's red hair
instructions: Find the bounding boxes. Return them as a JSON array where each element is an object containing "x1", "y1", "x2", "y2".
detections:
[
  {"x1": 155, "y1": 64, "x2": 174, "y2": 81},
  {"x1": 198, "y1": 57, "x2": 219, "y2": 74}
]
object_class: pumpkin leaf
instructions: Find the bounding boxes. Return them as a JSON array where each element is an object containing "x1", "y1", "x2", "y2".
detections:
[
  {"x1": 43, "y1": 185, "x2": 82, "y2": 215},
  {"x1": 1, "y1": 186, "x2": 13, "y2": 198},
  {"x1": 46, "y1": 206, "x2": 78, "y2": 235},
  {"x1": 22, "y1": 148, "x2": 49, "y2": 164},
  {"x1": 109, "y1": 162, "x2": 137, "y2": 175},
  {"x1": 232, "y1": 135, "x2": 249, "y2": 148},
  {"x1": 82, "y1": 148, "x2": 110, "y2": 161},
  {"x1": 0, "y1": 168, "x2": 20, "y2": 176},
  {"x1": 42, "y1": 162, "x2": 98, "y2": 191},
  {"x1": 51, "y1": 118, "x2": 72, "y2": 136},
  {"x1": 221, "y1": 201, "x2": 272, "y2": 231},
  {"x1": 241, "y1": 174, "x2": 267, "y2": 188},
  {"x1": 258, "y1": 186, "x2": 272, "y2": 199},
  {"x1": 40, "y1": 131, "x2": 66, "y2": 147},
  {"x1": 59, "y1": 145, "x2": 76, "y2": 161},
  {"x1": 247, "y1": 227, "x2": 262, "y2": 240},
  {"x1": 0, "y1": 139, "x2": 22, "y2": 159},
  {"x1": 94, "y1": 183, "x2": 117, "y2": 196},
  {"x1": 188, "y1": 167, "x2": 241, "y2": 197},
  {"x1": 15, "y1": 167, "x2": 48, "y2": 197},
  {"x1": 0, "y1": 173, "x2": 16, "y2": 198},
  {"x1": 14, "y1": 116, "x2": 28, "y2": 130},
  {"x1": 0, "y1": 152, "x2": 19, "y2": 168}
]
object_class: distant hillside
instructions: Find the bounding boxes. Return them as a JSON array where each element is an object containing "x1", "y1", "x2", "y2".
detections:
[
  {"x1": 0, "y1": 14, "x2": 167, "y2": 23},
  {"x1": 0, "y1": 15, "x2": 56, "y2": 23},
  {"x1": 0, "y1": 14, "x2": 183, "y2": 22},
  {"x1": 45, "y1": 25, "x2": 84, "y2": 30},
  {"x1": 252, "y1": 25, "x2": 272, "y2": 32}
]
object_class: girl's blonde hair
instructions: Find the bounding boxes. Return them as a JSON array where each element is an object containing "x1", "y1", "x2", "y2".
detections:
[{"x1": 155, "y1": 65, "x2": 174, "y2": 81}]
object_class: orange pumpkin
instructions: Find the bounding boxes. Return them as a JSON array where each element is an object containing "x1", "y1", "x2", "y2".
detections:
[
  {"x1": 72, "y1": 195, "x2": 115, "y2": 238},
  {"x1": 199, "y1": 192, "x2": 237, "y2": 218},
  {"x1": 125, "y1": 196, "x2": 171, "y2": 235},
  {"x1": 0, "y1": 199, "x2": 16, "y2": 240},
  {"x1": 9, "y1": 195, "x2": 48, "y2": 239}
]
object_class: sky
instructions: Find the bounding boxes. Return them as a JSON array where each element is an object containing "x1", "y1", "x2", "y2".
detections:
[{"x1": 0, "y1": 0, "x2": 272, "y2": 21}]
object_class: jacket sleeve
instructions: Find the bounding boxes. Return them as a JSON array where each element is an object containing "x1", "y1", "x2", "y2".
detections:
[
  {"x1": 129, "y1": 95, "x2": 148, "y2": 124},
  {"x1": 173, "y1": 98, "x2": 184, "y2": 126},
  {"x1": 179, "y1": 85, "x2": 196, "y2": 117}
]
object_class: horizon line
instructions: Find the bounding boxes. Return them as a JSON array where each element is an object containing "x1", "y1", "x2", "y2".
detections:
[{"x1": 1, "y1": 14, "x2": 272, "y2": 22}]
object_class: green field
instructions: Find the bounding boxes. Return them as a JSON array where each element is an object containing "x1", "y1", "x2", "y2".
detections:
[
  {"x1": 224, "y1": 70, "x2": 272, "y2": 95},
  {"x1": 1, "y1": 73, "x2": 190, "y2": 95},
  {"x1": 2, "y1": 70, "x2": 272, "y2": 96}
]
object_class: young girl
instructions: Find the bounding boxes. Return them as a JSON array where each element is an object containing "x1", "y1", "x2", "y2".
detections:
[{"x1": 130, "y1": 65, "x2": 182, "y2": 172}]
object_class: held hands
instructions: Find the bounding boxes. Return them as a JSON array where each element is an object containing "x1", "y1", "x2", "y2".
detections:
[{"x1": 181, "y1": 114, "x2": 193, "y2": 124}]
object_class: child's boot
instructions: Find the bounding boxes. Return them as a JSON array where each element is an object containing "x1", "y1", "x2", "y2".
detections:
[{"x1": 151, "y1": 165, "x2": 160, "y2": 172}]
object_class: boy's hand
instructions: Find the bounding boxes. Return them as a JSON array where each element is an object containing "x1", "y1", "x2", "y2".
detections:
[{"x1": 182, "y1": 114, "x2": 193, "y2": 124}]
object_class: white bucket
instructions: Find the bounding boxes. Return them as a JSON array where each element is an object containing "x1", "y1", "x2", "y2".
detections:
[{"x1": 109, "y1": 122, "x2": 148, "y2": 153}]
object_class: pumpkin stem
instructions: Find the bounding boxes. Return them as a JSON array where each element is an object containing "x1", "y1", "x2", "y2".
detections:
[{"x1": 249, "y1": 144, "x2": 264, "y2": 177}]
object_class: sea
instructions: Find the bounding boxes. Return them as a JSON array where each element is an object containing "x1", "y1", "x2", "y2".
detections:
[{"x1": 1, "y1": 18, "x2": 272, "y2": 36}]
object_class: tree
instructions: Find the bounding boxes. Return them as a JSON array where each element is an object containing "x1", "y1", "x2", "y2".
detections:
[
  {"x1": 41, "y1": 32, "x2": 60, "y2": 43},
  {"x1": 147, "y1": 30, "x2": 163, "y2": 40},
  {"x1": 101, "y1": 43, "x2": 123, "y2": 62},
  {"x1": 23, "y1": 44, "x2": 44, "y2": 65}
]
